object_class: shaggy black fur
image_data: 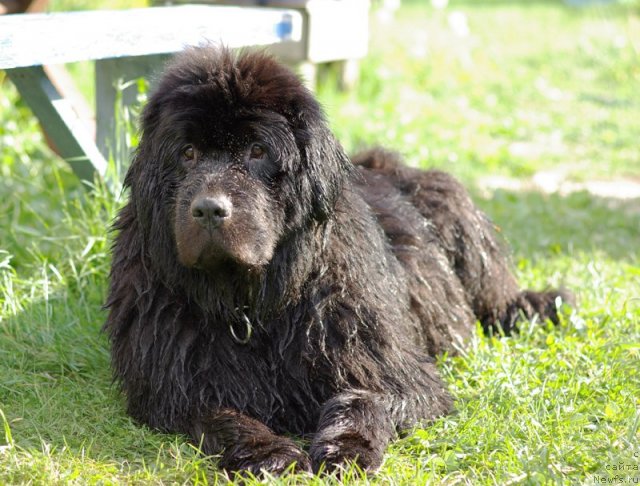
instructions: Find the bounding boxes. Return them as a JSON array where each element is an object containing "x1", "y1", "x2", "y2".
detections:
[{"x1": 104, "y1": 46, "x2": 570, "y2": 475}]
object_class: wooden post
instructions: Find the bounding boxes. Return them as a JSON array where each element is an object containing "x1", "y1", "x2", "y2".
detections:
[
  {"x1": 6, "y1": 66, "x2": 107, "y2": 181},
  {"x1": 95, "y1": 54, "x2": 168, "y2": 163}
]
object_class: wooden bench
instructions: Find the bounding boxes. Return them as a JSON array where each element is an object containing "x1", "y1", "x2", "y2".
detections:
[
  {"x1": 161, "y1": 1, "x2": 371, "y2": 87},
  {"x1": 0, "y1": 5, "x2": 305, "y2": 182}
]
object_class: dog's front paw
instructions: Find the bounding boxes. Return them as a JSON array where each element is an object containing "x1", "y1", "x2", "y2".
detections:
[
  {"x1": 221, "y1": 435, "x2": 311, "y2": 476},
  {"x1": 310, "y1": 430, "x2": 384, "y2": 473}
]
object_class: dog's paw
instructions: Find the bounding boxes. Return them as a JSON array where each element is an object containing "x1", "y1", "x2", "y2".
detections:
[
  {"x1": 310, "y1": 430, "x2": 384, "y2": 474},
  {"x1": 221, "y1": 435, "x2": 311, "y2": 476}
]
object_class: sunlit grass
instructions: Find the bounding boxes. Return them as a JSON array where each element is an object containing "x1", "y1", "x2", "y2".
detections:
[{"x1": 321, "y1": 1, "x2": 640, "y2": 182}]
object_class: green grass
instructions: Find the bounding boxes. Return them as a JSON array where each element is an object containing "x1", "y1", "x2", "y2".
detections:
[
  {"x1": 321, "y1": 0, "x2": 640, "y2": 182},
  {"x1": 1, "y1": 1, "x2": 639, "y2": 484}
]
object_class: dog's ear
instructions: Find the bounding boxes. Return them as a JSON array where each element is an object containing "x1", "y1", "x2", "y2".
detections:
[
  {"x1": 119, "y1": 146, "x2": 157, "y2": 258},
  {"x1": 121, "y1": 112, "x2": 173, "y2": 244},
  {"x1": 282, "y1": 90, "x2": 353, "y2": 223},
  {"x1": 299, "y1": 123, "x2": 352, "y2": 222},
  {"x1": 237, "y1": 50, "x2": 353, "y2": 223}
]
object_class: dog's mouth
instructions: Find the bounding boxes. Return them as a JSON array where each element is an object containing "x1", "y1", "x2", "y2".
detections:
[
  {"x1": 189, "y1": 237, "x2": 271, "y2": 272},
  {"x1": 174, "y1": 219, "x2": 275, "y2": 273}
]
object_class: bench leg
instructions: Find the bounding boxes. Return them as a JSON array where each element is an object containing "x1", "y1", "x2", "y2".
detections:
[
  {"x1": 6, "y1": 65, "x2": 107, "y2": 182},
  {"x1": 95, "y1": 54, "x2": 168, "y2": 166}
]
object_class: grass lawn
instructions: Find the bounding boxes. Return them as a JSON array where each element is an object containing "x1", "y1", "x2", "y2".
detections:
[{"x1": 1, "y1": 0, "x2": 639, "y2": 484}]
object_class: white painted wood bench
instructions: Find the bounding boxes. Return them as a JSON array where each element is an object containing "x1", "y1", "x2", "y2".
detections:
[{"x1": 0, "y1": 5, "x2": 304, "y2": 181}]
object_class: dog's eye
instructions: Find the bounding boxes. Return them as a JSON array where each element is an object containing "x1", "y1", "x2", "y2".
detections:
[
  {"x1": 182, "y1": 145, "x2": 195, "y2": 162},
  {"x1": 249, "y1": 144, "x2": 266, "y2": 160}
]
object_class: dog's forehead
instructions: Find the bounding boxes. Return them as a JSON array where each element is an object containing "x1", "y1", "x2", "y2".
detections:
[
  {"x1": 165, "y1": 52, "x2": 295, "y2": 109},
  {"x1": 151, "y1": 49, "x2": 320, "y2": 126},
  {"x1": 162, "y1": 90, "x2": 290, "y2": 148}
]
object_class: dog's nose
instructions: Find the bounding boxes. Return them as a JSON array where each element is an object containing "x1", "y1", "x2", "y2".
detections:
[{"x1": 191, "y1": 195, "x2": 232, "y2": 229}]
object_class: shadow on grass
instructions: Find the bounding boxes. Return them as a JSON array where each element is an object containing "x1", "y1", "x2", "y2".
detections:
[
  {"x1": 0, "y1": 288, "x2": 201, "y2": 477},
  {"x1": 474, "y1": 188, "x2": 640, "y2": 261}
]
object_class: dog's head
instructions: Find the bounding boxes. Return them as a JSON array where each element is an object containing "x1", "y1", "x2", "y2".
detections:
[{"x1": 124, "y1": 47, "x2": 351, "y2": 273}]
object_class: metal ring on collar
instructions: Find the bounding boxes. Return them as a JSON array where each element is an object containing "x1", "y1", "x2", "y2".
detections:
[{"x1": 229, "y1": 310, "x2": 252, "y2": 345}]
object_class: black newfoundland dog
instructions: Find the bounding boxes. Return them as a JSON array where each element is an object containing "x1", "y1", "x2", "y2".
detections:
[{"x1": 105, "y1": 46, "x2": 569, "y2": 475}]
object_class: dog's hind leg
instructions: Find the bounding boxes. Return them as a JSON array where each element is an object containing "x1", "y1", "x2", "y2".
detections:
[
  {"x1": 402, "y1": 169, "x2": 572, "y2": 334},
  {"x1": 354, "y1": 148, "x2": 571, "y2": 335},
  {"x1": 400, "y1": 168, "x2": 572, "y2": 335}
]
